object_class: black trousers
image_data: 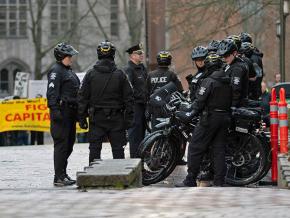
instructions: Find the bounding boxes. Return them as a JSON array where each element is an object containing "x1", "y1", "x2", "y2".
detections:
[
  {"x1": 128, "y1": 103, "x2": 146, "y2": 158},
  {"x1": 88, "y1": 110, "x2": 127, "y2": 163},
  {"x1": 50, "y1": 107, "x2": 77, "y2": 177},
  {"x1": 186, "y1": 112, "x2": 230, "y2": 185},
  {"x1": 30, "y1": 131, "x2": 44, "y2": 145}
]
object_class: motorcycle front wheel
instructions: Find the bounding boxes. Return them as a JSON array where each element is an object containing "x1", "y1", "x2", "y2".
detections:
[{"x1": 139, "y1": 132, "x2": 179, "y2": 185}]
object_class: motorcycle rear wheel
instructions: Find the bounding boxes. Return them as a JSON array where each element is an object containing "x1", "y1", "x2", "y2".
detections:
[{"x1": 225, "y1": 132, "x2": 266, "y2": 186}]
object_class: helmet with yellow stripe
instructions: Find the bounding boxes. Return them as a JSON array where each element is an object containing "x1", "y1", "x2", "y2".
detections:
[
  {"x1": 157, "y1": 51, "x2": 172, "y2": 66},
  {"x1": 204, "y1": 52, "x2": 223, "y2": 70},
  {"x1": 97, "y1": 40, "x2": 116, "y2": 59}
]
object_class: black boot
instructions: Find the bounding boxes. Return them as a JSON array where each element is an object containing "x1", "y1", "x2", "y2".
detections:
[
  {"x1": 175, "y1": 179, "x2": 197, "y2": 187},
  {"x1": 65, "y1": 174, "x2": 76, "y2": 184},
  {"x1": 53, "y1": 175, "x2": 75, "y2": 187}
]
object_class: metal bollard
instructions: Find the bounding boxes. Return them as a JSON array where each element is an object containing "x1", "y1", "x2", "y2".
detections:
[
  {"x1": 278, "y1": 88, "x2": 288, "y2": 154},
  {"x1": 270, "y1": 88, "x2": 278, "y2": 182}
]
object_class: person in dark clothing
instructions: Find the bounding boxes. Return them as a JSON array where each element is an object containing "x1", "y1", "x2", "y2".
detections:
[
  {"x1": 31, "y1": 94, "x2": 44, "y2": 145},
  {"x1": 217, "y1": 39, "x2": 249, "y2": 107},
  {"x1": 186, "y1": 46, "x2": 208, "y2": 101},
  {"x1": 240, "y1": 32, "x2": 264, "y2": 98},
  {"x1": 147, "y1": 51, "x2": 183, "y2": 97},
  {"x1": 78, "y1": 41, "x2": 134, "y2": 163},
  {"x1": 260, "y1": 81, "x2": 271, "y2": 127},
  {"x1": 176, "y1": 53, "x2": 232, "y2": 187},
  {"x1": 30, "y1": 131, "x2": 44, "y2": 145},
  {"x1": 146, "y1": 51, "x2": 186, "y2": 165},
  {"x1": 147, "y1": 51, "x2": 183, "y2": 128},
  {"x1": 47, "y1": 42, "x2": 80, "y2": 186},
  {"x1": 239, "y1": 42, "x2": 258, "y2": 100},
  {"x1": 124, "y1": 43, "x2": 148, "y2": 158},
  {"x1": 227, "y1": 35, "x2": 257, "y2": 100}
]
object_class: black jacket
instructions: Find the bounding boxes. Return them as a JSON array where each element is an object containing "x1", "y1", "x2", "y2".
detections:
[
  {"x1": 191, "y1": 69, "x2": 232, "y2": 114},
  {"x1": 224, "y1": 57, "x2": 249, "y2": 107},
  {"x1": 241, "y1": 56, "x2": 259, "y2": 100},
  {"x1": 77, "y1": 58, "x2": 134, "y2": 122},
  {"x1": 46, "y1": 62, "x2": 80, "y2": 110},
  {"x1": 186, "y1": 66, "x2": 206, "y2": 101},
  {"x1": 146, "y1": 66, "x2": 183, "y2": 99},
  {"x1": 124, "y1": 60, "x2": 148, "y2": 104}
]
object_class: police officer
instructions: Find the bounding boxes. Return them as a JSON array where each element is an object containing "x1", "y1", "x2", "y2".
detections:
[
  {"x1": 239, "y1": 41, "x2": 259, "y2": 100},
  {"x1": 47, "y1": 42, "x2": 80, "y2": 186},
  {"x1": 124, "y1": 43, "x2": 148, "y2": 158},
  {"x1": 147, "y1": 51, "x2": 183, "y2": 96},
  {"x1": 176, "y1": 53, "x2": 232, "y2": 187},
  {"x1": 217, "y1": 39, "x2": 249, "y2": 107},
  {"x1": 227, "y1": 35, "x2": 257, "y2": 100},
  {"x1": 78, "y1": 41, "x2": 134, "y2": 163},
  {"x1": 240, "y1": 32, "x2": 264, "y2": 98},
  {"x1": 147, "y1": 51, "x2": 183, "y2": 126},
  {"x1": 186, "y1": 46, "x2": 208, "y2": 101}
]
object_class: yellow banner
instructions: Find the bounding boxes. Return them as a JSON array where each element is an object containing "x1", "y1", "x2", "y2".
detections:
[{"x1": 0, "y1": 98, "x2": 86, "y2": 133}]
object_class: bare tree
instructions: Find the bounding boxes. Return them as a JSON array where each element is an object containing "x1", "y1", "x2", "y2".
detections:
[
  {"x1": 28, "y1": 0, "x2": 92, "y2": 79},
  {"x1": 86, "y1": 0, "x2": 144, "y2": 64},
  {"x1": 166, "y1": 0, "x2": 275, "y2": 73},
  {"x1": 28, "y1": 0, "x2": 48, "y2": 79},
  {"x1": 123, "y1": 0, "x2": 144, "y2": 45}
]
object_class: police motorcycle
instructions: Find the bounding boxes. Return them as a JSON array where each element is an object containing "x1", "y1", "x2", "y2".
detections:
[{"x1": 139, "y1": 82, "x2": 270, "y2": 186}]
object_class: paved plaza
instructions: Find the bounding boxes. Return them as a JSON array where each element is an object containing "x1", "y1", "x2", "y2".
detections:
[{"x1": 1, "y1": 143, "x2": 290, "y2": 218}]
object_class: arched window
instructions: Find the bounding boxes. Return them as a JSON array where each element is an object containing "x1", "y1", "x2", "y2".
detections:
[
  {"x1": 0, "y1": 68, "x2": 9, "y2": 94},
  {"x1": 0, "y1": 60, "x2": 30, "y2": 97}
]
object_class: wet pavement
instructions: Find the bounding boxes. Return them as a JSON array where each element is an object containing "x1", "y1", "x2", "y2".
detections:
[{"x1": 1, "y1": 143, "x2": 290, "y2": 218}]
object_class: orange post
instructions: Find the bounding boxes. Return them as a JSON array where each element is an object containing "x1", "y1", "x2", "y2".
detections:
[
  {"x1": 270, "y1": 88, "x2": 278, "y2": 182},
  {"x1": 278, "y1": 88, "x2": 289, "y2": 154}
]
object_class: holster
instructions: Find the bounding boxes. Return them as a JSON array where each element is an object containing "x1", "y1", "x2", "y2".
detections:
[
  {"x1": 200, "y1": 110, "x2": 209, "y2": 126},
  {"x1": 89, "y1": 107, "x2": 95, "y2": 123}
]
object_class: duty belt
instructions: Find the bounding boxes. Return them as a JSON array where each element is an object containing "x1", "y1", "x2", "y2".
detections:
[
  {"x1": 211, "y1": 109, "x2": 229, "y2": 113},
  {"x1": 60, "y1": 100, "x2": 78, "y2": 109}
]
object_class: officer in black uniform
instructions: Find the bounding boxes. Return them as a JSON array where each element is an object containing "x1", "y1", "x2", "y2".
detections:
[
  {"x1": 78, "y1": 41, "x2": 134, "y2": 163},
  {"x1": 217, "y1": 39, "x2": 249, "y2": 107},
  {"x1": 227, "y1": 35, "x2": 257, "y2": 100},
  {"x1": 124, "y1": 43, "x2": 148, "y2": 158},
  {"x1": 239, "y1": 41, "x2": 259, "y2": 100},
  {"x1": 240, "y1": 32, "x2": 264, "y2": 98},
  {"x1": 47, "y1": 42, "x2": 80, "y2": 186},
  {"x1": 176, "y1": 53, "x2": 232, "y2": 187},
  {"x1": 147, "y1": 51, "x2": 183, "y2": 127},
  {"x1": 186, "y1": 46, "x2": 208, "y2": 101},
  {"x1": 147, "y1": 51, "x2": 183, "y2": 96}
]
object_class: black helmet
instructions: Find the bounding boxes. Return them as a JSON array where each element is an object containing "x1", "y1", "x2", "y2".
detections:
[
  {"x1": 207, "y1": 40, "x2": 221, "y2": 52},
  {"x1": 240, "y1": 32, "x2": 253, "y2": 43},
  {"x1": 204, "y1": 53, "x2": 223, "y2": 70},
  {"x1": 217, "y1": 39, "x2": 238, "y2": 56},
  {"x1": 227, "y1": 35, "x2": 241, "y2": 50},
  {"x1": 191, "y1": 46, "x2": 208, "y2": 60},
  {"x1": 54, "y1": 42, "x2": 78, "y2": 61},
  {"x1": 97, "y1": 40, "x2": 116, "y2": 59},
  {"x1": 157, "y1": 51, "x2": 172, "y2": 66},
  {"x1": 239, "y1": 42, "x2": 254, "y2": 57}
]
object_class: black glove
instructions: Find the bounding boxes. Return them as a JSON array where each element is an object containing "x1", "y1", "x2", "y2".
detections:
[
  {"x1": 50, "y1": 109, "x2": 62, "y2": 122},
  {"x1": 79, "y1": 119, "x2": 88, "y2": 129}
]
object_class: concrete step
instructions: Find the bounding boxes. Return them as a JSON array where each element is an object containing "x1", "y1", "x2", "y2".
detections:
[{"x1": 76, "y1": 159, "x2": 142, "y2": 189}]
